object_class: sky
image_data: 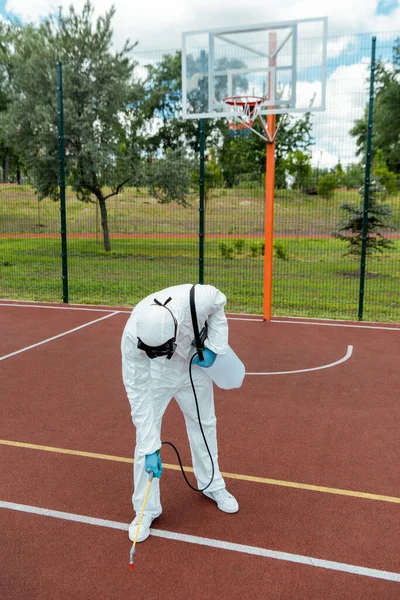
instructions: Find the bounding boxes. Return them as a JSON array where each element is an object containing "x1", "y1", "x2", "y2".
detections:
[
  {"x1": 1, "y1": 0, "x2": 400, "y2": 168},
  {"x1": 2, "y1": 0, "x2": 399, "y2": 50}
]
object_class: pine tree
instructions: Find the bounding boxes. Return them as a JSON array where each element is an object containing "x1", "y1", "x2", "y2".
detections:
[{"x1": 332, "y1": 181, "x2": 396, "y2": 256}]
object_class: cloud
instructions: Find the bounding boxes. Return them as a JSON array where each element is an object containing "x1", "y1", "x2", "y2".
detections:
[
  {"x1": 327, "y1": 36, "x2": 359, "y2": 59},
  {"x1": 5, "y1": 0, "x2": 400, "y2": 51},
  {"x1": 308, "y1": 59, "x2": 371, "y2": 166},
  {"x1": 6, "y1": 0, "x2": 59, "y2": 22}
]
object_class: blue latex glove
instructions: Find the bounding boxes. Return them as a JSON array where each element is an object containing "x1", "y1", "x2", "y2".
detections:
[
  {"x1": 145, "y1": 450, "x2": 163, "y2": 478},
  {"x1": 192, "y1": 348, "x2": 217, "y2": 368}
]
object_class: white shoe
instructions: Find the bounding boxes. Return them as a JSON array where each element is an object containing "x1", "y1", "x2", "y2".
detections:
[
  {"x1": 128, "y1": 513, "x2": 160, "y2": 543},
  {"x1": 203, "y1": 488, "x2": 239, "y2": 513}
]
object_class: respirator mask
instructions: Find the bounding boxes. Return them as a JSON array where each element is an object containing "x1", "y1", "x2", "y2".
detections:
[{"x1": 137, "y1": 297, "x2": 178, "y2": 360}]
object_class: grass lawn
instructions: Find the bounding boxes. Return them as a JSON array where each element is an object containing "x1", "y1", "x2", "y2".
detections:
[
  {"x1": 1, "y1": 184, "x2": 399, "y2": 237},
  {"x1": 1, "y1": 236, "x2": 399, "y2": 321}
]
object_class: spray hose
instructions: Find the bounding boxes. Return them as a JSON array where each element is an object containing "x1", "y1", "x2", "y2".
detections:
[{"x1": 161, "y1": 353, "x2": 214, "y2": 492}]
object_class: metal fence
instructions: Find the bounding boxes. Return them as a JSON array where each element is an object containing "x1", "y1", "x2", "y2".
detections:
[{"x1": 0, "y1": 32, "x2": 399, "y2": 320}]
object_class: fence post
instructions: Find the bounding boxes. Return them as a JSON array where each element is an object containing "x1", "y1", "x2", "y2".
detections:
[
  {"x1": 358, "y1": 36, "x2": 376, "y2": 320},
  {"x1": 56, "y1": 61, "x2": 68, "y2": 303},
  {"x1": 199, "y1": 118, "x2": 205, "y2": 284},
  {"x1": 197, "y1": 49, "x2": 208, "y2": 285}
]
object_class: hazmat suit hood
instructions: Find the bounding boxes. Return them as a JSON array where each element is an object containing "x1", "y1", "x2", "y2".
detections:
[{"x1": 136, "y1": 303, "x2": 177, "y2": 348}]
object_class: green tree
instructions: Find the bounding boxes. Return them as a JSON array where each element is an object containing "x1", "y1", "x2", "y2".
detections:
[
  {"x1": 0, "y1": 21, "x2": 24, "y2": 183},
  {"x1": 318, "y1": 173, "x2": 338, "y2": 198},
  {"x1": 332, "y1": 182, "x2": 395, "y2": 255},
  {"x1": 342, "y1": 163, "x2": 364, "y2": 190},
  {"x1": 350, "y1": 38, "x2": 400, "y2": 173},
  {"x1": 3, "y1": 2, "x2": 143, "y2": 251},
  {"x1": 283, "y1": 150, "x2": 312, "y2": 191},
  {"x1": 219, "y1": 113, "x2": 314, "y2": 188},
  {"x1": 191, "y1": 148, "x2": 224, "y2": 206},
  {"x1": 0, "y1": 22, "x2": 11, "y2": 114},
  {"x1": 145, "y1": 149, "x2": 195, "y2": 206},
  {"x1": 374, "y1": 149, "x2": 397, "y2": 194},
  {"x1": 141, "y1": 51, "x2": 225, "y2": 155},
  {"x1": 334, "y1": 160, "x2": 345, "y2": 187},
  {"x1": 141, "y1": 52, "x2": 199, "y2": 153}
]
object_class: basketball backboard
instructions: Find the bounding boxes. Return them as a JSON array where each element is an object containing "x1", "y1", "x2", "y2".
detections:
[{"x1": 182, "y1": 17, "x2": 328, "y2": 119}]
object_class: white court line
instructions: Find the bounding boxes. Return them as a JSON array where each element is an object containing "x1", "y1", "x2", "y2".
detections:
[
  {"x1": 1, "y1": 501, "x2": 399, "y2": 582},
  {"x1": 1, "y1": 302, "x2": 399, "y2": 329},
  {"x1": 0, "y1": 501, "x2": 128, "y2": 531},
  {"x1": 0, "y1": 312, "x2": 119, "y2": 361},
  {"x1": 226, "y1": 317, "x2": 263, "y2": 322},
  {"x1": 220, "y1": 317, "x2": 400, "y2": 330},
  {"x1": 0, "y1": 304, "x2": 254, "y2": 319},
  {"x1": 247, "y1": 345, "x2": 353, "y2": 375},
  {"x1": 0, "y1": 302, "x2": 121, "y2": 313},
  {"x1": 272, "y1": 320, "x2": 400, "y2": 332},
  {"x1": 0, "y1": 303, "x2": 258, "y2": 319}
]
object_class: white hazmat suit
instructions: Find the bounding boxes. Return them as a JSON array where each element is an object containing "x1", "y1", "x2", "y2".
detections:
[{"x1": 121, "y1": 283, "x2": 237, "y2": 525}]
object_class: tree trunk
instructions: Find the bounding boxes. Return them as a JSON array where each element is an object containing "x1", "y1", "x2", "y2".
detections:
[
  {"x1": 3, "y1": 148, "x2": 9, "y2": 183},
  {"x1": 97, "y1": 194, "x2": 111, "y2": 251}
]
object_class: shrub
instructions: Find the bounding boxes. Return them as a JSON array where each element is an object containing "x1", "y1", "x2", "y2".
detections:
[
  {"x1": 219, "y1": 242, "x2": 234, "y2": 259},
  {"x1": 250, "y1": 243, "x2": 260, "y2": 257},
  {"x1": 249, "y1": 242, "x2": 264, "y2": 257},
  {"x1": 318, "y1": 173, "x2": 338, "y2": 198},
  {"x1": 233, "y1": 239, "x2": 245, "y2": 253},
  {"x1": 274, "y1": 241, "x2": 290, "y2": 260}
]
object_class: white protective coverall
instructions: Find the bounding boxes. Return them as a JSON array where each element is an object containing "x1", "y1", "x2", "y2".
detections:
[{"x1": 121, "y1": 283, "x2": 229, "y2": 518}]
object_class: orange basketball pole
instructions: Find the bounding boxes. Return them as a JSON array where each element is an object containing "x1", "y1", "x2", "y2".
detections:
[
  {"x1": 263, "y1": 116, "x2": 276, "y2": 321},
  {"x1": 263, "y1": 33, "x2": 277, "y2": 321}
]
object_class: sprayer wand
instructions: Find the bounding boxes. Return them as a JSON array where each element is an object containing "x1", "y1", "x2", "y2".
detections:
[{"x1": 129, "y1": 470, "x2": 154, "y2": 571}]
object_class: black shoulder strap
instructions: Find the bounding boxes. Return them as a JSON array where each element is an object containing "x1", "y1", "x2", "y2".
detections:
[{"x1": 190, "y1": 285, "x2": 204, "y2": 361}]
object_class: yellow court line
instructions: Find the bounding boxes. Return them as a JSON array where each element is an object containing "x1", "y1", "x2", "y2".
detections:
[{"x1": 1, "y1": 439, "x2": 399, "y2": 505}]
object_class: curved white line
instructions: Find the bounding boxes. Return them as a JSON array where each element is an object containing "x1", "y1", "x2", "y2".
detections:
[{"x1": 247, "y1": 345, "x2": 353, "y2": 375}]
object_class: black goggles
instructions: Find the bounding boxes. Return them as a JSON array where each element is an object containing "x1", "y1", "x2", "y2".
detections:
[
  {"x1": 137, "y1": 296, "x2": 178, "y2": 360},
  {"x1": 137, "y1": 337, "x2": 177, "y2": 360}
]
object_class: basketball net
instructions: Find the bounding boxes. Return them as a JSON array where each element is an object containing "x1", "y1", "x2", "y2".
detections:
[{"x1": 223, "y1": 96, "x2": 284, "y2": 144}]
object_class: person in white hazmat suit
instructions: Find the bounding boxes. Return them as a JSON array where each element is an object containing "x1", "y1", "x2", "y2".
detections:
[{"x1": 121, "y1": 283, "x2": 239, "y2": 543}]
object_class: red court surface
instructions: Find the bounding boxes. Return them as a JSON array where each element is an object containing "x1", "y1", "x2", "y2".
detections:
[{"x1": 1, "y1": 300, "x2": 400, "y2": 600}]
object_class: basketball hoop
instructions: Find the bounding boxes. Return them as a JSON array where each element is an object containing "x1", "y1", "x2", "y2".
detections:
[
  {"x1": 222, "y1": 95, "x2": 283, "y2": 143},
  {"x1": 223, "y1": 96, "x2": 264, "y2": 137}
]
